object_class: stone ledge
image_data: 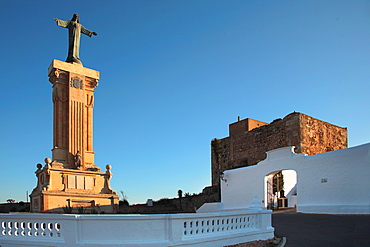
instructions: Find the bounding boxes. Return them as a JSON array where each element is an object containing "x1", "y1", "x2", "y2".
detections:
[{"x1": 48, "y1": 59, "x2": 100, "y2": 79}]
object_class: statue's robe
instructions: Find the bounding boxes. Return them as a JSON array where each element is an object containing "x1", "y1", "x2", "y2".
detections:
[{"x1": 55, "y1": 19, "x2": 95, "y2": 64}]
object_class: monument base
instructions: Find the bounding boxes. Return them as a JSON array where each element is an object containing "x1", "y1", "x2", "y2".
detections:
[
  {"x1": 30, "y1": 161, "x2": 119, "y2": 213},
  {"x1": 31, "y1": 191, "x2": 118, "y2": 214}
]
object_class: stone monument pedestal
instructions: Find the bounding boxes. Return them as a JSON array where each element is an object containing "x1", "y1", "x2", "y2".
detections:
[
  {"x1": 30, "y1": 161, "x2": 118, "y2": 213},
  {"x1": 30, "y1": 60, "x2": 119, "y2": 213}
]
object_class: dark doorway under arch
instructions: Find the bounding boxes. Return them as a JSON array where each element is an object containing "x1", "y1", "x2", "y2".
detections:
[{"x1": 264, "y1": 170, "x2": 297, "y2": 209}]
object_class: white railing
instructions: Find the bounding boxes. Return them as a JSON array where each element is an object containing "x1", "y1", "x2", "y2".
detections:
[
  {"x1": 183, "y1": 214, "x2": 257, "y2": 237},
  {"x1": 1, "y1": 220, "x2": 61, "y2": 238},
  {"x1": 0, "y1": 209, "x2": 273, "y2": 247}
]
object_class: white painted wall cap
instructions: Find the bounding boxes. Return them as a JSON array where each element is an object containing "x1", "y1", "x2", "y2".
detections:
[{"x1": 266, "y1": 146, "x2": 297, "y2": 161}]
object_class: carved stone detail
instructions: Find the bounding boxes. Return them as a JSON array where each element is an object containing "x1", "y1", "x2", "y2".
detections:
[
  {"x1": 86, "y1": 94, "x2": 94, "y2": 108},
  {"x1": 49, "y1": 69, "x2": 68, "y2": 84},
  {"x1": 70, "y1": 76, "x2": 83, "y2": 89},
  {"x1": 52, "y1": 86, "x2": 68, "y2": 103},
  {"x1": 86, "y1": 77, "x2": 98, "y2": 89}
]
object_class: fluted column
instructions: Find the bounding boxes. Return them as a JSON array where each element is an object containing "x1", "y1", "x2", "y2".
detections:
[{"x1": 48, "y1": 59, "x2": 99, "y2": 170}]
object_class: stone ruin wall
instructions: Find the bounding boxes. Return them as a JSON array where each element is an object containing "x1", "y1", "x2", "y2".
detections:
[
  {"x1": 299, "y1": 114, "x2": 348, "y2": 155},
  {"x1": 118, "y1": 192, "x2": 219, "y2": 214},
  {"x1": 211, "y1": 112, "x2": 348, "y2": 186}
]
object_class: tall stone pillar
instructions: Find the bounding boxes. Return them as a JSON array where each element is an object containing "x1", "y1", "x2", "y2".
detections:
[
  {"x1": 30, "y1": 60, "x2": 119, "y2": 213},
  {"x1": 48, "y1": 59, "x2": 99, "y2": 171}
]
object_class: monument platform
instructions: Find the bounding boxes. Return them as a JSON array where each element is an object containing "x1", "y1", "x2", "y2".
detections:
[{"x1": 30, "y1": 159, "x2": 118, "y2": 213}]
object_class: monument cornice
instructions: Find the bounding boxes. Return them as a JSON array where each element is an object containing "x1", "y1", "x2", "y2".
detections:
[
  {"x1": 39, "y1": 191, "x2": 119, "y2": 198},
  {"x1": 48, "y1": 59, "x2": 100, "y2": 80},
  {"x1": 50, "y1": 167, "x2": 106, "y2": 176}
]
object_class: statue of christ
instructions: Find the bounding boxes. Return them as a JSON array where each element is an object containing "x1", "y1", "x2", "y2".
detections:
[{"x1": 54, "y1": 14, "x2": 97, "y2": 65}]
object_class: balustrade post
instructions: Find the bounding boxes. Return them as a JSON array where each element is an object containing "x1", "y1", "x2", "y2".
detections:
[
  {"x1": 60, "y1": 215, "x2": 79, "y2": 246},
  {"x1": 168, "y1": 215, "x2": 184, "y2": 245},
  {"x1": 259, "y1": 210, "x2": 274, "y2": 231}
]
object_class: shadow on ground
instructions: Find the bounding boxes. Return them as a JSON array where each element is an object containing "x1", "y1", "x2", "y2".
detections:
[{"x1": 272, "y1": 208, "x2": 370, "y2": 247}]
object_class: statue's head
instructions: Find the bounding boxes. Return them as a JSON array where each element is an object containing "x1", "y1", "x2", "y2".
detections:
[{"x1": 71, "y1": 13, "x2": 79, "y2": 23}]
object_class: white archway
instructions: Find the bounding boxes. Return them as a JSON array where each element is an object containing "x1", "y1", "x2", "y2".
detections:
[{"x1": 264, "y1": 169, "x2": 297, "y2": 209}]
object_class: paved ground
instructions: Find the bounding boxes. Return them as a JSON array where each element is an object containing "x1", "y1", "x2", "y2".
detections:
[{"x1": 272, "y1": 209, "x2": 370, "y2": 247}]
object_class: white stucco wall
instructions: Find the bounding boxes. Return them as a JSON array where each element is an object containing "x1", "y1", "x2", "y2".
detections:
[{"x1": 220, "y1": 143, "x2": 370, "y2": 214}]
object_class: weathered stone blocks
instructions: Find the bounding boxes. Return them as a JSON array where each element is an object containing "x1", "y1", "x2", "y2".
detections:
[{"x1": 211, "y1": 112, "x2": 347, "y2": 186}]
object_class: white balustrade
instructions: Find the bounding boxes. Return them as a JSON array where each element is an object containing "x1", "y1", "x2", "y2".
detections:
[
  {"x1": 0, "y1": 209, "x2": 273, "y2": 247},
  {"x1": 1, "y1": 219, "x2": 62, "y2": 239},
  {"x1": 183, "y1": 215, "x2": 256, "y2": 237}
]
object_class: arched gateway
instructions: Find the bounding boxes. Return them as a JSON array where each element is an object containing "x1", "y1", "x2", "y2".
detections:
[
  {"x1": 264, "y1": 170, "x2": 297, "y2": 209},
  {"x1": 218, "y1": 144, "x2": 370, "y2": 215}
]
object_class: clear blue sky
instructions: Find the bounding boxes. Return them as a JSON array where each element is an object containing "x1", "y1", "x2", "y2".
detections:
[{"x1": 1, "y1": 1, "x2": 369, "y2": 204}]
